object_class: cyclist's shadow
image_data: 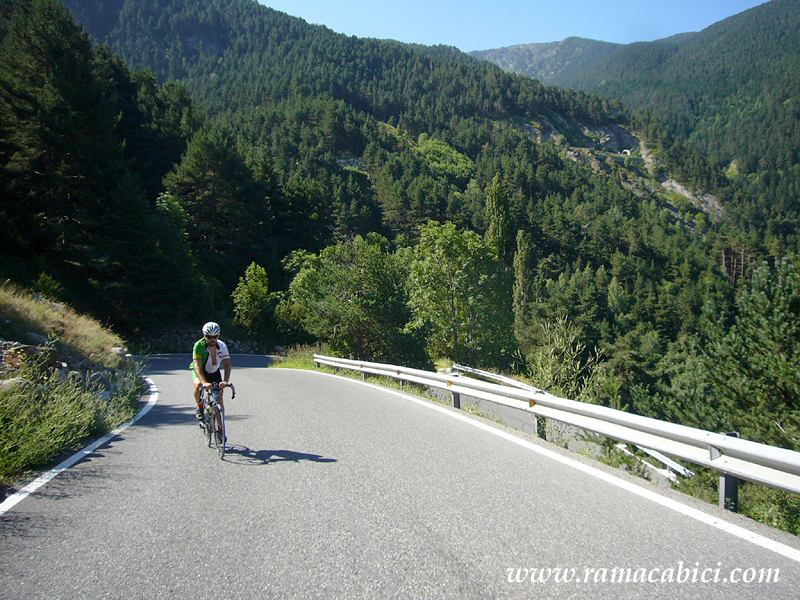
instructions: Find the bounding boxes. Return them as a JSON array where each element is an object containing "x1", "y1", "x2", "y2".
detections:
[{"x1": 223, "y1": 445, "x2": 337, "y2": 466}]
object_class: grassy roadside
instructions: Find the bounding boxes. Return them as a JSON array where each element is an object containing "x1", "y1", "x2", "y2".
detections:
[
  {"x1": 271, "y1": 344, "x2": 442, "y2": 398},
  {"x1": 0, "y1": 284, "x2": 146, "y2": 485}
]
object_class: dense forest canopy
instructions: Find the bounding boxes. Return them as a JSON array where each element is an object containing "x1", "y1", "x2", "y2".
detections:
[{"x1": 1, "y1": 0, "x2": 799, "y2": 529}]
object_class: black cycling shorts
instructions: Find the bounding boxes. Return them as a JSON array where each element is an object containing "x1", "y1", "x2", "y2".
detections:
[{"x1": 193, "y1": 368, "x2": 222, "y2": 384}]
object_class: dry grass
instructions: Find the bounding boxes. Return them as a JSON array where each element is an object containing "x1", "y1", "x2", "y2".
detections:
[{"x1": 0, "y1": 283, "x2": 128, "y2": 369}]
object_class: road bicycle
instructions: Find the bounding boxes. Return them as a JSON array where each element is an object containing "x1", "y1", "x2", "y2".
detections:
[{"x1": 199, "y1": 381, "x2": 235, "y2": 459}]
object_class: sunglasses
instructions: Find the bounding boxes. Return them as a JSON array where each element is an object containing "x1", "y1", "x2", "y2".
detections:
[{"x1": 205, "y1": 335, "x2": 219, "y2": 340}]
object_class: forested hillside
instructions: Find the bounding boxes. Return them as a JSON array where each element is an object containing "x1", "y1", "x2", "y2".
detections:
[
  {"x1": 474, "y1": 0, "x2": 800, "y2": 256},
  {"x1": 1, "y1": 0, "x2": 799, "y2": 529},
  {"x1": 52, "y1": 0, "x2": 626, "y2": 295}
]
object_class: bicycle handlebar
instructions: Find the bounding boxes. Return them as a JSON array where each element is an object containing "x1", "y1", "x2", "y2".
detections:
[{"x1": 207, "y1": 381, "x2": 236, "y2": 399}]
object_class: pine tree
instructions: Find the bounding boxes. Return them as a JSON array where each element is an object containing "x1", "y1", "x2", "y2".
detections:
[
  {"x1": 704, "y1": 255, "x2": 800, "y2": 450},
  {"x1": 162, "y1": 124, "x2": 275, "y2": 300}
]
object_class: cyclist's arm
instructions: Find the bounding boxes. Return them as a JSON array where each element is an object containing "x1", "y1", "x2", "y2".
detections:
[{"x1": 222, "y1": 357, "x2": 232, "y2": 386}]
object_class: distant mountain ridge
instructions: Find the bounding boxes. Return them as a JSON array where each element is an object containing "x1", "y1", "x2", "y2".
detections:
[
  {"x1": 471, "y1": 37, "x2": 622, "y2": 86},
  {"x1": 469, "y1": 33, "x2": 702, "y2": 88}
]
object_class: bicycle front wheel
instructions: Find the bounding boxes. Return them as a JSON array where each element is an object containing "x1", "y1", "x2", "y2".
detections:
[
  {"x1": 202, "y1": 399, "x2": 212, "y2": 447},
  {"x1": 213, "y1": 406, "x2": 226, "y2": 459}
]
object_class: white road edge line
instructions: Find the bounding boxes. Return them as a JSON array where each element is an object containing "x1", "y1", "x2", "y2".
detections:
[
  {"x1": 0, "y1": 377, "x2": 159, "y2": 517},
  {"x1": 305, "y1": 369, "x2": 800, "y2": 564}
]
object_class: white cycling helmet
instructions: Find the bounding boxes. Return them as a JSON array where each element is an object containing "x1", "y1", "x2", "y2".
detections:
[{"x1": 202, "y1": 322, "x2": 221, "y2": 336}]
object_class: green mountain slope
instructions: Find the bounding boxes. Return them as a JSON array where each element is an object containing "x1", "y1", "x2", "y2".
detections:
[
  {"x1": 59, "y1": 0, "x2": 640, "y2": 253},
  {"x1": 62, "y1": 0, "x2": 611, "y2": 124},
  {"x1": 555, "y1": 0, "x2": 800, "y2": 160},
  {"x1": 472, "y1": 0, "x2": 800, "y2": 242},
  {"x1": 51, "y1": 0, "x2": 787, "y2": 391},
  {"x1": 42, "y1": 0, "x2": 777, "y2": 351}
]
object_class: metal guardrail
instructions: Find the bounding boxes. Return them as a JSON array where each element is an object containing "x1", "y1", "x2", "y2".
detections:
[
  {"x1": 314, "y1": 354, "x2": 800, "y2": 504},
  {"x1": 451, "y1": 363, "x2": 696, "y2": 479}
]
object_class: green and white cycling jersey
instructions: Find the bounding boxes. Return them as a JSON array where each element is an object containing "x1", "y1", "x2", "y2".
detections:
[{"x1": 191, "y1": 338, "x2": 230, "y2": 375}]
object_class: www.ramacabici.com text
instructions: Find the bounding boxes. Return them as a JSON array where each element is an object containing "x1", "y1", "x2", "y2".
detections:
[{"x1": 506, "y1": 562, "x2": 780, "y2": 585}]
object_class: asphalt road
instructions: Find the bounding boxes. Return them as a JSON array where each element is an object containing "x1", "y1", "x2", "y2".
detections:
[{"x1": 1, "y1": 355, "x2": 799, "y2": 599}]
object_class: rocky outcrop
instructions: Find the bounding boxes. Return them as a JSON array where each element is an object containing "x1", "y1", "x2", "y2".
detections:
[
  {"x1": 661, "y1": 178, "x2": 724, "y2": 224},
  {"x1": 582, "y1": 124, "x2": 638, "y2": 153}
]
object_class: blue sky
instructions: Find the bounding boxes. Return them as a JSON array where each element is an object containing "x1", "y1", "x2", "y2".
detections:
[{"x1": 258, "y1": 0, "x2": 770, "y2": 51}]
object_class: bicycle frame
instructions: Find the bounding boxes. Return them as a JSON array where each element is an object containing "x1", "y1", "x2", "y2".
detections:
[{"x1": 200, "y1": 382, "x2": 235, "y2": 459}]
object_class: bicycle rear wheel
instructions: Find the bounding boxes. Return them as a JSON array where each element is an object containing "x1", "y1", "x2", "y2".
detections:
[{"x1": 213, "y1": 406, "x2": 226, "y2": 459}]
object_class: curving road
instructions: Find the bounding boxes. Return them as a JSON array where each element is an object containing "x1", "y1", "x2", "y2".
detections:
[{"x1": 1, "y1": 355, "x2": 799, "y2": 599}]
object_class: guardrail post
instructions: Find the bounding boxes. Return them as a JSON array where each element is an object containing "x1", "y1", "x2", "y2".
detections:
[
  {"x1": 450, "y1": 373, "x2": 461, "y2": 409},
  {"x1": 719, "y1": 432, "x2": 740, "y2": 512},
  {"x1": 536, "y1": 416, "x2": 547, "y2": 440}
]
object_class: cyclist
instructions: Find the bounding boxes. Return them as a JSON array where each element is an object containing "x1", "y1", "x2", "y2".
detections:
[{"x1": 192, "y1": 322, "x2": 232, "y2": 423}]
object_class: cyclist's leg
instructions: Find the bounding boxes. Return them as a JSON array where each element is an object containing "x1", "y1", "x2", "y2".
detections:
[
  {"x1": 206, "y1": 371, "x2": 226, "y2": 444},
  {"x1": 212, "y1": 401, "x2": 226, "y2": 455},
  {"x1": 193, "y1": 378, "x2": 203, "y2": 406},
  {"x1": 202, "y1": 391, "x2": 212, "y2": 443},
  {"x1": 191, "y1": 364, "x2": 204, "y2": 409},
  {"x1": 214, "y1": 398, "x2": 226, "y2": 447},
  {"x1": 192, "y1": 370, "x2": 205, "y2": 423},
  {"x1": 214, "y1": 404, "x2": 224, "y2": 435}
]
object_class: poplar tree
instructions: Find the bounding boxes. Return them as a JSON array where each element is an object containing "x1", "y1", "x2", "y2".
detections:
[
  {"x1": 513, "y1": 230, "x2": 534, "y2": 342},
  {"x1": 484, "y1": 174, "x2": 513, "y2": 270},
  {"x1": 287, "y1": 234, "x2": 428, "y2": 366},
  {"x1": 232, "y1": 262, "x2": 271, "y2": 337}
]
